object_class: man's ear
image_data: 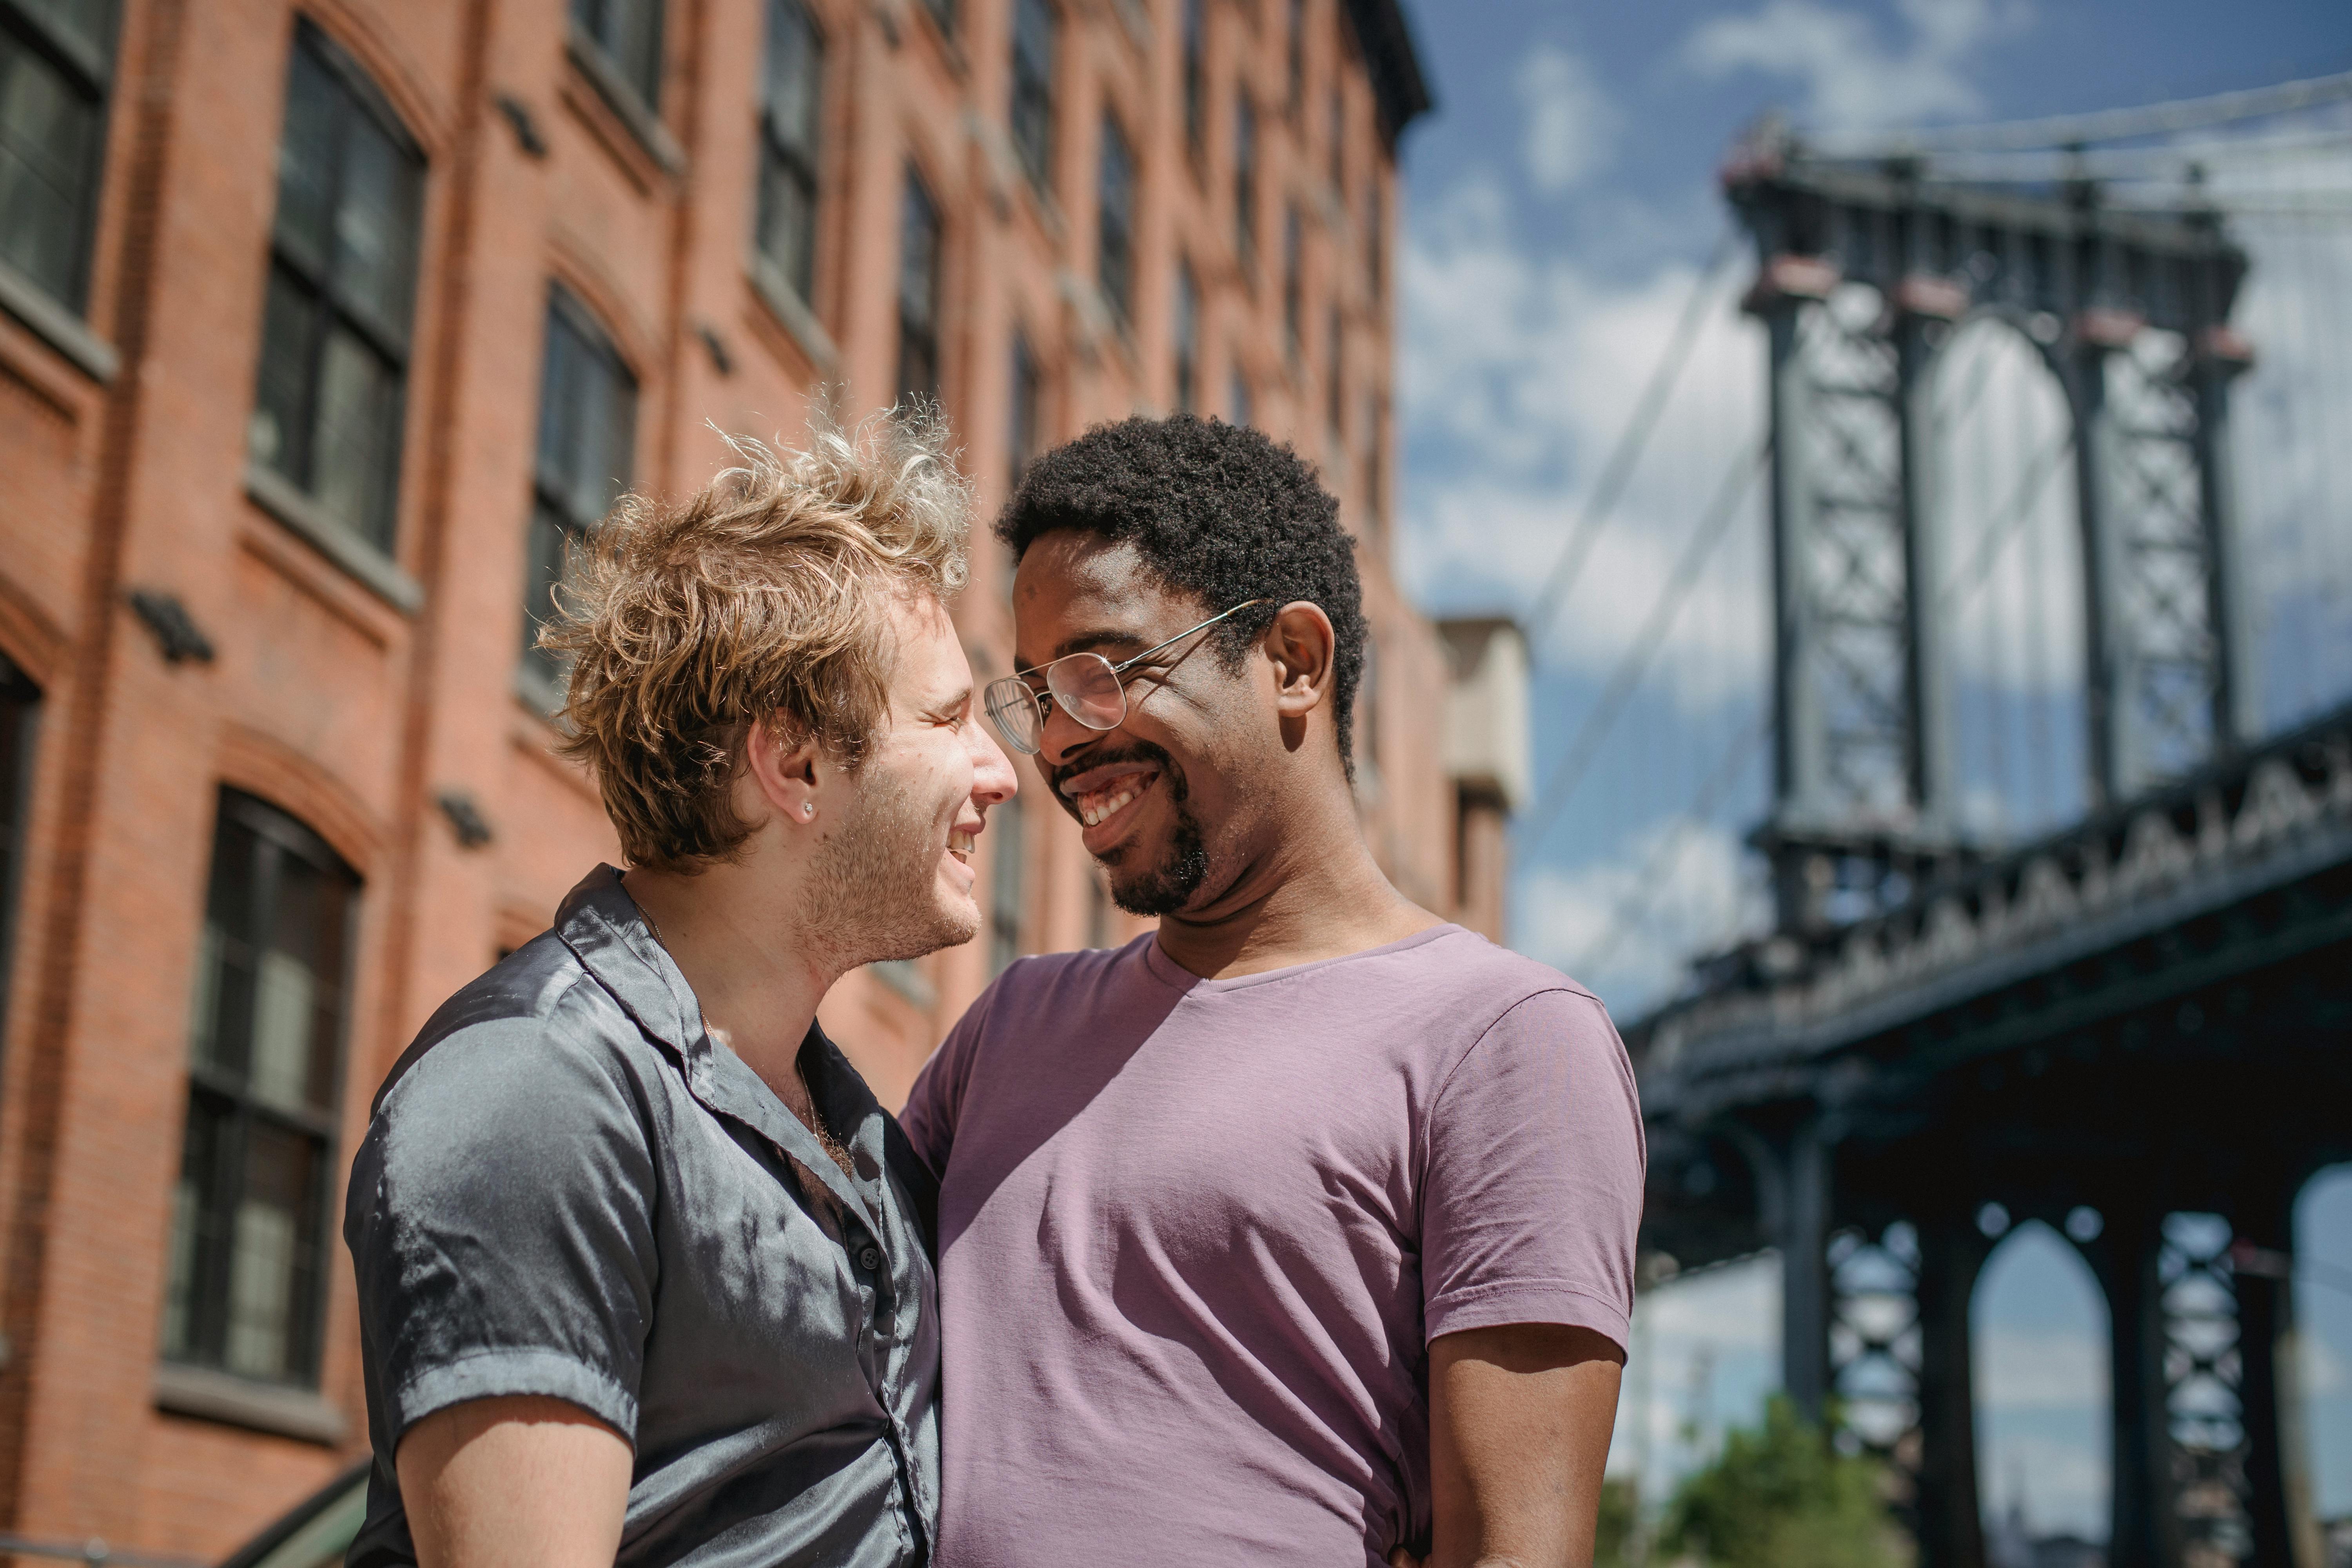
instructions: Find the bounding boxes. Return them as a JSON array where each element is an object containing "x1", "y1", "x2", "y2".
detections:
[
  {"x1": 1265, "y1": 602, "x2": 1337, "y2": 719},
  {"x1": 741, "y1": 715, "x2": 824, "y2": 829}
]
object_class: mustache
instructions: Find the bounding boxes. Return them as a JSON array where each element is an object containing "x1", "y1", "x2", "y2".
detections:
[{"x1": 1045, "y1": 739, "x2": 1187, "y2": 804}]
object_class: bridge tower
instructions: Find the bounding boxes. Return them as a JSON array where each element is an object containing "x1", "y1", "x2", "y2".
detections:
[{"x1": 1675, "y1": 125, "x2": 2334, "y2": 1568}]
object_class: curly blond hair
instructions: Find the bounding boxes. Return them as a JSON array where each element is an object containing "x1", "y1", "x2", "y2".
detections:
[{"x1": 544, "y1": 407, "x2": 972, "y2": 873}]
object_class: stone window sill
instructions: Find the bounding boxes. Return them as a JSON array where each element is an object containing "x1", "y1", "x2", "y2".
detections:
[
  {"x1": 155, "y1": 1360, "x2": 346, "y2": 1445},
  {"x1": 245, "y1": 463, "x2": 425, "y2": 613},
  {"x1": 0, "y1": 256, "x2": 118, "y2": 383},
  {"x1": 749, "y1": 258, "x2": 842, "y2": 379},
  {"x1": 566, "y1": 25, "x2": 685, "y2": 178}
]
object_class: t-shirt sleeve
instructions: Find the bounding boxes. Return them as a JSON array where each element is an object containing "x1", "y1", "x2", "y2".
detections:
[
  {"x1": 343, "y1": 1001, "x2": 658, "y2": 1450},
  {"x1": 1420, "y1": 987, "x2": 1646, "y2": 1352},
  {"x1": 901, "y1": 973, "x2": 997, "y2": 1181}
]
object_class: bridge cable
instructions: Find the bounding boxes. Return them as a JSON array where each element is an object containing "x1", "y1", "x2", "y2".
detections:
[
  {"x1": 1813, "y1": 66, "x2": 2352, "y2": 156},
  {"x1": 1512, "y1": 437, "x2": 1772, "y2": 863},
  {"x1": 1570, "y1": 713, "x2": 1772, "y2": 982},
  {"x1": 1524, "y1": 229, "x2": 1742, "y2": 643}
]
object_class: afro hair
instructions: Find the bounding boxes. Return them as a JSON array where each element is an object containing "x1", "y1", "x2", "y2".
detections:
[{"x1": 996, "y1": 414, "x2": 1367, "y2": 773}]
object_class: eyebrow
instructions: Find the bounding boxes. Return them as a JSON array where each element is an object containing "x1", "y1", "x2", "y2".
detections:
[
  {"x1": 923, "y1": 683, "x2": 973, "y2": 717},
  {"x1": 1046, "y1": 626, "x2": 1150, "y2": 663}
]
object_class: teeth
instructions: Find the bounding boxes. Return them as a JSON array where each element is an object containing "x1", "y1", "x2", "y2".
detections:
[
  {"x1": 1081, "y1": 786, "x2": 1138, "y2": 827},
  {"x1": 947, "y1": 831, "x2": 976, "y2": 858}
]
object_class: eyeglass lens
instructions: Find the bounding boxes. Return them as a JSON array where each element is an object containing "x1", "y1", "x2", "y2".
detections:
[{"x1": 985, "y1": 653, "x2": 1133, "y2": 754}]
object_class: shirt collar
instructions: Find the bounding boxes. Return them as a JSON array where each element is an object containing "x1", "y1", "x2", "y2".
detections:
[{"x1": 554, "y1": 864, "x2": 886, "y2": 1235}]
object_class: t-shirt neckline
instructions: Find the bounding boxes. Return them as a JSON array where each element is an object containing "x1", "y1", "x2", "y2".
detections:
[{"x1": 1136, "y1": 920, "x2": 1466, "y2": 995}]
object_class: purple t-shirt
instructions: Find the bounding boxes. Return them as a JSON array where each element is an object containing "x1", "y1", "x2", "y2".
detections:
[{"x1": 900, "y1": 924, "x2": 1645, "y2": 1568}]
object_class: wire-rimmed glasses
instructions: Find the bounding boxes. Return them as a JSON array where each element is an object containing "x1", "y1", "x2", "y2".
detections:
[{"x1": 984, "y1": 599, "x2": 1273, "y2": 755}]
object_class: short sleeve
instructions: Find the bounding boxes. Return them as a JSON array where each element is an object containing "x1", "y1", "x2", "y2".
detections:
[
  {"x1": 343, "y1": 1001, "x2": 659, "y2": 1449},
  {"x1": 1420, "y1": 988, "x2": 1646, "y2": 1352}
]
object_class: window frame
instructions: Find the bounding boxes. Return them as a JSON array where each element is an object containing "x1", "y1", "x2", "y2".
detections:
[
  {"x1": 896, "y1": 164, "x2": 942, "y2": 408},
  {"x1": 1180, "y1": 0, "x2": 1205, "y2": 155},
  {"x1": 520, "y1": 287, "x2": 639, "y2": 701},
  {"x1": 753, "y1": 0, "x2": 825, "y2": 309},
  {"x1": 0, "y1": 0, "x2": 120, "y2": 316},
  {"x1": 163, "y1": 789, "x2": 361, "y2": 1391},
  {"x1": 1174, "y1": 258, "x2": 1198, "y2": 414},
  {"x1": 1096, "y1": 112, "x2": 1134, "y2": 330},
  {"x1": 571, "y1": 0, "x2": 665, "y2": 112},
  {"x1": 1009, "y1": 0, "x2": 1055, "y2": 198},
  {"x1": 1282, "y1": 202, "x2": 1301, "y2": 361},
  {"x1": 0, "y1": 651, "x2": 36, "y2": 1069},
  {"x1": 249, "y1": 19, "x2": 427, "y2": 556},
  {"x1": 1233, "y1": 93, "x2": 1256, "y2": 279}
]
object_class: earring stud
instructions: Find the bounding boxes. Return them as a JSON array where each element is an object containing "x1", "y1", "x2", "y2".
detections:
[{"x1": 803, "y1": 804, "x2": 815, "y2": 818}]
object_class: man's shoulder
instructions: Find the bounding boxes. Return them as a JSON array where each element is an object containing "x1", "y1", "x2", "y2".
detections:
[
  {"x1": 370, "y1": 931, "x2": 649, "y2": 1121},
  {"x1": 1404, "y1": 925, "x2": 1604, "y2": 1015}
]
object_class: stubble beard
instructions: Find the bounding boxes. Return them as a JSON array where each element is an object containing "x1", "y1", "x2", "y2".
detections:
[
  {"x1": 1102, "y1": 763, "x2": 1216, "y2": 918},
  {"x1": 802, "y1": 766, "x2": 976, "y2": 970}
]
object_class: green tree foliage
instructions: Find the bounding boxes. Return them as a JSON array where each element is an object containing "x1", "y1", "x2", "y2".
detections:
[
  {"x1": 1593, "y1": 1477, "x2": 1640, "y2": 1566},
  {"x1": 1656, "y1": 1397, "x2": 1907, "y2": 1568}
]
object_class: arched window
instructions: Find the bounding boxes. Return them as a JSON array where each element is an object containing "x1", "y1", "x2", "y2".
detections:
[
  {"x1": 163, "y1": 790, "x2": 361, "y2": 1388},
  {"x1": 0, "y1": 0, "x2": 119, "y2": 314},
  {"x1": 249, "y1": 21, "x2": 426, "y2": 555}
]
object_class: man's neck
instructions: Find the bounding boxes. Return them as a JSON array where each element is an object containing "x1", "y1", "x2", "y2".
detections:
[
  {"x1": 621, "y1": 864, "x2": 837, "y2": 1122},
  {"x1": 1154, "y1": 788, "x2": 1441, "y2": 981}
]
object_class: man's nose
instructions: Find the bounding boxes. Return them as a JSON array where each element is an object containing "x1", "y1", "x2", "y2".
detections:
[
  {"x1": 1036, "y1": 697, "x2": 1105, "y2": 769},
  {"x1": 969, "y1": 713, "x2": 1020, "y2": 805}
]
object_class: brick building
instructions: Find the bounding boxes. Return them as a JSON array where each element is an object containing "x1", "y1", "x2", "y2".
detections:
[{"x1": 0, "y1": 0, "x2": 1523, "y2": 1555}]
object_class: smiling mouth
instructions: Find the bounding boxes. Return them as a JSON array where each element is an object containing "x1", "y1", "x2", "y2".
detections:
[
  {"x1": 1073, "y1": 771, "x2": 1157, "y2": 829},
  {"x1": 947, "y1": 829, "x2": 978, "y2": 865}
]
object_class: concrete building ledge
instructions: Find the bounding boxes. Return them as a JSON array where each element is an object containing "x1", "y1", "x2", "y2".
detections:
[
  {"x1": 245, "y1": 463, "x2": 425, "y2": 613},
  {"x1": 154, "y1": 1361, "x2": 346, "y2": 1445},
  {"x1": 0, "y1": 258, "x2": 118, "y2": 383}
]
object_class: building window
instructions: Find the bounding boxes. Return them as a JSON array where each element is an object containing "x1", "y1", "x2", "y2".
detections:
[
  {"x1": 1233, "y1": 94, "x2": 1256, "y2": 278},
  {"x1": 1286, "y1": 0, "x2": 1303, "y2": 111},
  {"x1": 1096, "y1": 113, "x2": 1133, "y2": 330},
  {"x1": 1326, "y1": 303, "x2": 1341, "y2": 437},
  {"x1": 897, "y1": 167, "x2": 941, "y2": 407},
  {"x1": 1229, "y1": 361, "x2": 1251, "y2": 428},
  {"x1": 988, "y1": 797, "x2": 1024, "y2": 976},
  {"x1": 1174, "y1": 260, "x2": 1198, "y2": 414},
  {"x1": 163, "y1": 791, "x2": 359, "y2": 1388},
  {"x1": 0, "y1": 652, "x2": 36, "y2": 1056},
  {"x1": 1282, "y1": 203, "x2": 1301, "y2": 360},
  {"x1": 522, "y1": 290, "x2": 637, "y2": 696},
  {"x1": 918, "y1": 0, "x2": 955, "y2": 38},
  {"x1": 1009, "y1": 328, "x2": 1040, "y2": 488},
  {"x1": 572, "y1": 0, "x2": 664, "y2": 110},
  {"x1": 249, "y1": 23, "x2": 426, "y2": 555},
  {"x1": 0, "y1": 0, "x2": 117, "y2": 314},
  {"x1": 1181, "y1": 0, "x2": 1204, "y2": 153},
  {"x1": 754, "y1": 0, "x2": 824, "y2": 307},
  {"x1": 1009, "y1": 0, "x2": 1054, "y2": 196}
]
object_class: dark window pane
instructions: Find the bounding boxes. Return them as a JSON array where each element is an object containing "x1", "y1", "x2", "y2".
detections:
[
  {"x1": 252, "y1": 25, "x2": 424, "y2": 548},
  {"x1": 1234, "y1": 95, "x2": 1255, "y2": 276},
  {"x1": 897, "y1": 170, "x2": 940, "y2": 405},
  {"x1": 525, "y1": 296, "x2": 635, "y2": 688},
  {"x1": 918, "y1": 0, "x2": 954, "y2": 38},
  {"x1": 988, "y1": 797, "x2": 1024, "y2": 976},
  {"x1": 1097, "y1": 114, "x2": 1131, "y2": 326},
  {"x1": 1326, "y1": 303, "x2": 1341, "y2": 434},
  {"x1": 1283, "y1": 204, "x2": 1300, "y2": 357},
  {"x1": 756, "y1": 0, "x2": 822, "y2": 303},
  {"x1": 1174, "y1": 261, "x2": 1197, "y2": 414},
  {"x1": 167, "y1": 792, "x2": 356, "y2": 1389},
  {"x1": 1286, "y1": 0, "x2": 1303, "y2": 108},
  {"x1": 1009, "y1": 330, "x2": 1038, "y2": 490},
  {"x1": 573, "y1": 0, "x2": 664, "y2": 109},
  {"x1": 1181, "y1": 0, "x2": 1203, "y2": 149},
  {"x1": 0, "y1": 656, "x2": 38, "y2": 1055},
  {"x1": 15, "y1": 0, "x2": 116, "y2": 69},
  {"x1": 1010, "y1": 0, "x2": 1053, "y2": 193},
  {"x1": 1366, "y1": 178, "x2": 1381, "y2": 299},
  {"x1": 0, "y1": 18, "x2": 104, "y2": 308},
  {"x1": 1328, "y1": 85, "x2": 1343, "y2": 187},
  {"x1": 311, "y1": 323, "x2": 403, "y2": 548},
  {"x1": 1229, "y1": 363, "x2": 1250, "y2": 428}
]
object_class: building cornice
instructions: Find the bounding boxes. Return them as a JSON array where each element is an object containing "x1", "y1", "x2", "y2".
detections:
[{"x1": 1341, "y1": 0, "x2": 1434, "y2": 151}]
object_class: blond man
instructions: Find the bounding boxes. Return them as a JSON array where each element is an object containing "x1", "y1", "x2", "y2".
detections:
[{"x1": 343, "y1": 413, "x2": 1016, "y2": 1568}]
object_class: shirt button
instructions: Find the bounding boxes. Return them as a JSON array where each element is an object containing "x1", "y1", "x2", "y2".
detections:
[{"x1": 859, "y1": 1245, "x2": 882, "y2": 1271}]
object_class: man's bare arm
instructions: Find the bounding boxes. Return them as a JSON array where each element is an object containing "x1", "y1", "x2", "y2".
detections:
[
  {"x1": 395, "y1": 1395, "x2": 634, "y2": 1568},
  {"x1": 1425, "y1": 1322, "x2": 1625, "y2": 1568}
]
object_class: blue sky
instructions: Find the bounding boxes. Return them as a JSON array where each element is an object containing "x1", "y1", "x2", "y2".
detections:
[{"x1": 1385, "y1": 0, "x2": 2352, "y2": 1538}]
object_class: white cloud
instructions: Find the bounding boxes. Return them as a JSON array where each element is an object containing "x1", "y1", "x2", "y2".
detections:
[
  {"x1": 1978, "y1": 1431, "x2": 2109, "y2": 1539},
  {"x1": 1517, "y1": 817, "x2": 1769, "y2": 1003},
  {"x1": 1399, "y1": 178, "x2": 1771, "y2": 710},
  {"x1": 1681, "y1": 0, "x2": 2029, "y2": 131},
  {"x1": 1516, "y1": 45, "x2": 1622, "y2": 194}
]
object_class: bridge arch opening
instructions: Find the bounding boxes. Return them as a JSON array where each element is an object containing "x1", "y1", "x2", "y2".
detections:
[
  {"x1": 1931, "y1": 318, "x2": 2088, "y2": 846},
  {"x1": 1971, "y1": 1218, "x2": 2112, "y2": 1550},
  {"x1": 2294, "y1": 1163, "x2": 2352, "y2": 1530}
]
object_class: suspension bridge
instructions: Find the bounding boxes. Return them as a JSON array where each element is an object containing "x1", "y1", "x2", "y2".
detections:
[{"x1": 1508, "y1": 68, "x2": 2352, "y2": 1567}]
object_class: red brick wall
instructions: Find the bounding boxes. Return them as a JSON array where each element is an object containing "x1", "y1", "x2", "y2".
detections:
[{"x1": 0, "y1": 0, "x2": 1452, "y2": 1553}]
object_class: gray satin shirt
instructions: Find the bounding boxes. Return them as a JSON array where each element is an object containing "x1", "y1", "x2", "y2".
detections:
[{"x1": 344, "y1": 866, "x2": 940, "y2": 1568}]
